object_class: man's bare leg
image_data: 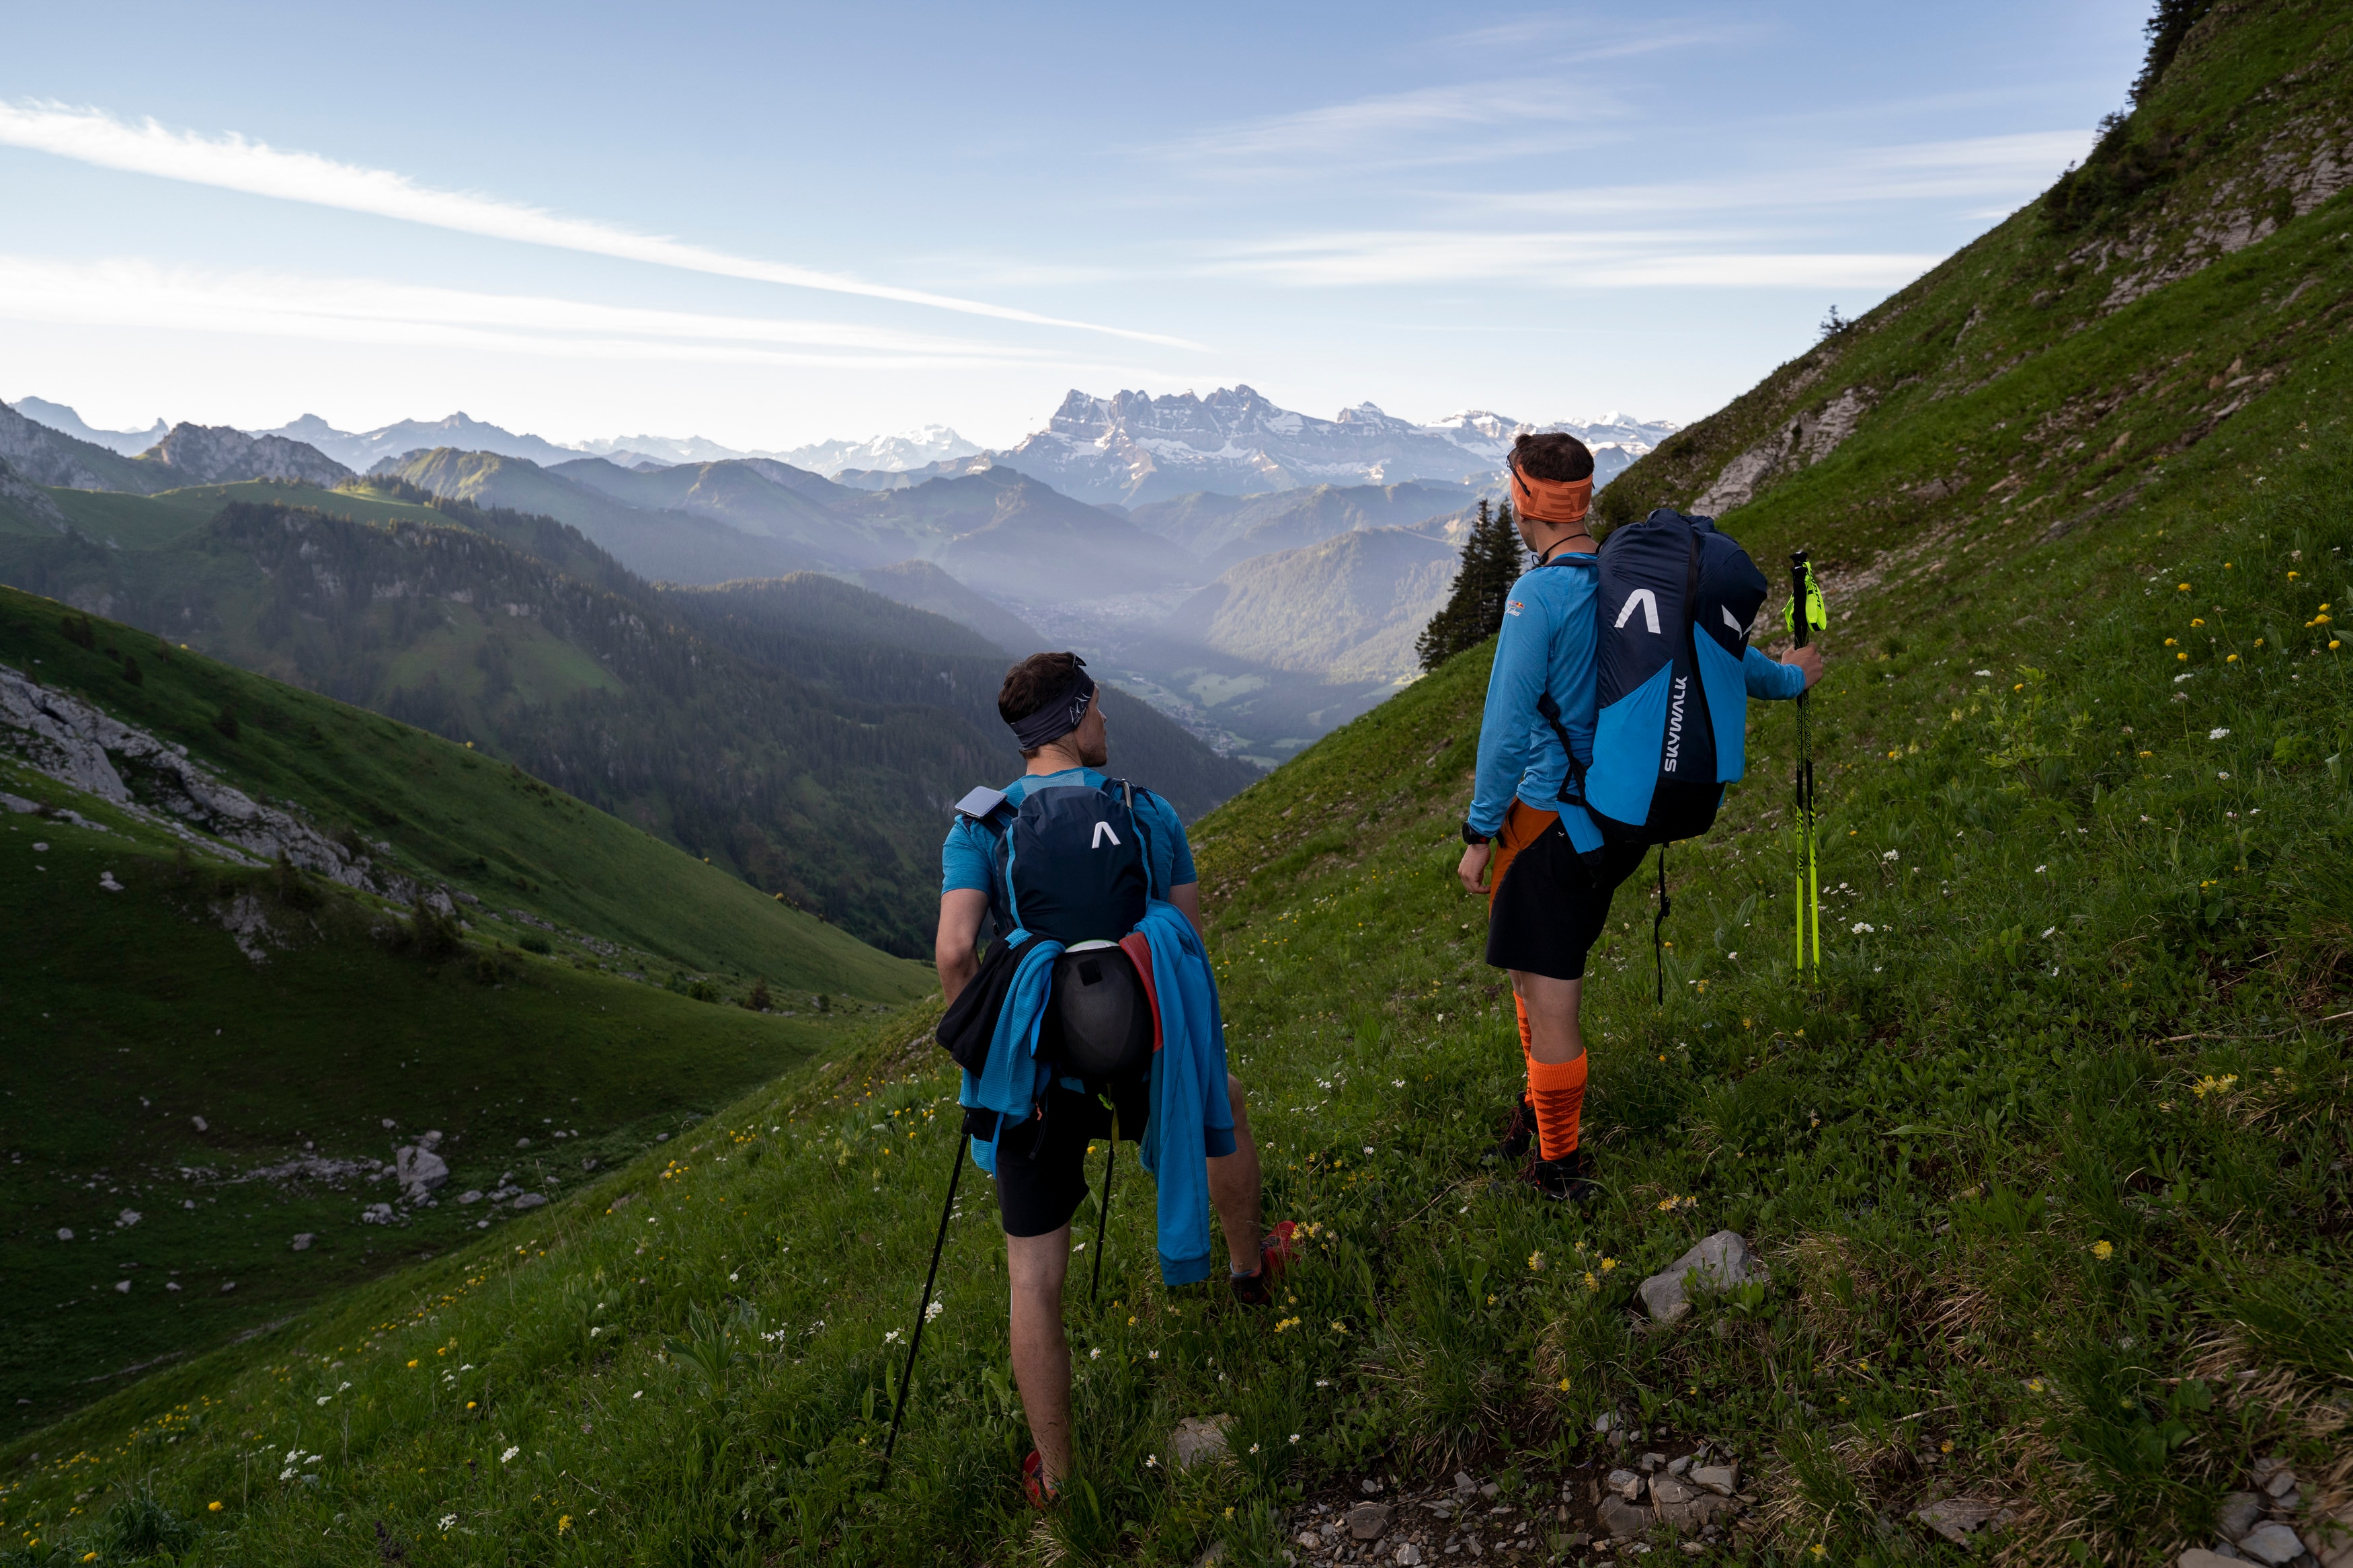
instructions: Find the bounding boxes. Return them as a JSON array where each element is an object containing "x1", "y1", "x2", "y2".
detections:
[
  {"x1": 1006, "y1": 1226, "x2": 1074, "y2": 1483},
  {"x1": 1206, "y1": 1073, "x2": 1263, "y2": 1273},
  {"x1": 1509, "y1": 971, "x2": 1585, "y2": 1065}
]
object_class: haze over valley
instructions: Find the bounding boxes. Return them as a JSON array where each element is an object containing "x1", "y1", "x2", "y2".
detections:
[{"x1": 3, "y1": 386, "x2": 1675, "y2": 764}]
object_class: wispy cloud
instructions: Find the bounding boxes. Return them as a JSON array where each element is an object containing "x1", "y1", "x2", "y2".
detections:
[
  {"x1": 1176, "y1": 128, "x2": 2082, "y2": 290},
  {"x1": 0, "y1": 101, "x2": 1201, "y2": 350},
  {"x1": 0, "y1": 255, "x2": 1176, "y2": 378},
  {"x1": 1144, "y1": 79, "x2": 1620, "y2": 177},
  {"x1": 1197, "y1": 230, "x2": 1938, "y2": 290},
  {"x1": 1434, "y1": 13, "x2": 1768, "y2": 62},
  {"x1": 1475, "y1": 130, "x2": 2095, "y2": 219}
]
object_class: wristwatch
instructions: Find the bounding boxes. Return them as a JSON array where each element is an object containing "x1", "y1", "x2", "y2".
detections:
[{"x1": 1460, "y1": 821, "x2": 1491, "y2": 846}]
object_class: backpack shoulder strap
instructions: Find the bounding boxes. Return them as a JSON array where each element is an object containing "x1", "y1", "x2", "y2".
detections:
[
  {"x1": 1105, "y1": 777, "x2": 1160, "y2": 902},
  {"x1": 1531, "y1": 552, "x2": 1599, "y2": 803},
  {"x1": 955, "y1": 785, "x2": 1020, "y2": 936}
]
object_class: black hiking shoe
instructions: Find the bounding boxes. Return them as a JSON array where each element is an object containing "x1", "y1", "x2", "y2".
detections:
[
  {"x1": 1522, "y1": 1148, "x2": 1598, "y2": 1204},
  {"x1": 1487, "y1": 1094, "x2": 1535, "y2": 1164}
]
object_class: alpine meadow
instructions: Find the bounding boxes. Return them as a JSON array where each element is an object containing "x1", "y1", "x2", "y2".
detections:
[{"x1": 5, "y1": 3, "x2": 2353, "y2": 1567}]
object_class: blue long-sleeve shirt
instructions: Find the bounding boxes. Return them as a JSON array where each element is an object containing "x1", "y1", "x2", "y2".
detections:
[{"x1": 1468, "y1": 556, "x2": 1806, "y2": 836}]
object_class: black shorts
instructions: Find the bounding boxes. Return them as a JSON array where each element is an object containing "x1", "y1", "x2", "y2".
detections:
[
  {"x1": 1485, "y1": 803, "x2": 1650, "y2": 981},
  {"x1": 992, "y1": 1074, "x2": 1150, "y2": 1239}
]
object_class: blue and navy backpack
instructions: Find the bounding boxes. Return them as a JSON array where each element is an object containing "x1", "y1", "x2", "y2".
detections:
[
  {"x1": 955, "y1": 777, "x2": 1161, "y2": 942},
  {"x1": 1541, "y1": 507, "x2": 1770, "y2": 846}
]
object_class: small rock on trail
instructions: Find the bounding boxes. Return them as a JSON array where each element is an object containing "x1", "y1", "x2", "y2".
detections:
[{"x1": 1638, "y1": 1231, "x2": 1770, "y2": 1322}]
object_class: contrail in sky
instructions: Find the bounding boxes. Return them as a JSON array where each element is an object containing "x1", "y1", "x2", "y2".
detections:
[{"x1": 0, "y1": 100, "x2": 1203, "y2": 351}]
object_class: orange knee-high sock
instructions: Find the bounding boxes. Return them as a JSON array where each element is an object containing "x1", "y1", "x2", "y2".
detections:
[
  {"x1": 1513, "y1": 995, "x2": 1534, "y2": 1091},
  {"x1": 1527, "y1": 1053, "x2": 1588, "y2": 1161}
]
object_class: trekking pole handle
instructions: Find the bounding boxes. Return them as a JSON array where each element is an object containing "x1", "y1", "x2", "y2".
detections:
[{"x1": 1789, "y1": 550, "x2": 1813, "y2": 651}]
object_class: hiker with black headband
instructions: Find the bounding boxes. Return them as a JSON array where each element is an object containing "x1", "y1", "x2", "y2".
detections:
[
  {"x1": 1457, "y1": 434, "x2": 1823, "y2": 1202},
  {"x1": 934, "y1": 651, "x2": 1298, "y2": 1507}
]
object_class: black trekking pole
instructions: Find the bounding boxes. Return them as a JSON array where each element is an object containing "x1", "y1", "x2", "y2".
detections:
[
  {"x1": 1788, "y1": 550, "x2": 1821, "y2": 979},
  {"x1": 1652, "y1": 845, "x2": 1671, "y2": 1006},
  {"x1": 881, "y1": 1127, "x2": 966, "y2": 1475},
  {"x1": 1088, "y1": 1113, "x2": 1117, "y2": 1306}
]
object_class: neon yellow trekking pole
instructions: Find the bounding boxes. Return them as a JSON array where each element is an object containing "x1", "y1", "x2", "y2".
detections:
[{"x1": 1786, "y1": 550, "x2": 1827, "y2": 978}]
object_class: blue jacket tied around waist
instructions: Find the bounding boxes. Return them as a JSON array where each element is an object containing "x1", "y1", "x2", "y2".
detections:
[{"x1": 959, "y1": 899, "x2": 1236, "y2": 1286}]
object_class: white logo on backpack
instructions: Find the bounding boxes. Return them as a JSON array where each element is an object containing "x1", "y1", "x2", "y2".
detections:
[
  {"x1": 1615, "y1": 589, "x2": 1661, "y2": 634},
  {"x1": 1091, "y1": 822, "x2": 1122, "y2": 848}
]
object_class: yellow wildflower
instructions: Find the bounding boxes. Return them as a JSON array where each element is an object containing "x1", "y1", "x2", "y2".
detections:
[{"x1": 2090, "y1": 1241, "x2": 2114, "y2": 1261}]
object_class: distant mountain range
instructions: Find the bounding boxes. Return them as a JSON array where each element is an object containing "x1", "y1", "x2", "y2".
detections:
[
  {"x1": 8, "y1": 398, "x2": 167, "y2": 456},
  {"x1": 254, "y1": 411, "x2": 584, "y2": 471},
  {"x1": 981, "y1": 385, "x2": 1677, "y2": 505},
  {"x1": 3, "y1": 385, "x2": 1675, "y2": 766},
  {"x1": 573, "y1": 425, "x2": 983, "y2": 476}
]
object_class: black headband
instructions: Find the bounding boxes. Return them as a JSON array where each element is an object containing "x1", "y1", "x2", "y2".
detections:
[{"x1": 1009, "y1": 659, "x2": 1096, "y2": 751}]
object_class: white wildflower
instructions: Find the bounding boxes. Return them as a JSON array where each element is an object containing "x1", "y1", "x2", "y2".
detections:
[
  {"x1": 2208, "y1": 727, "x2": 2230, "y2": 740},
  {"x1": 500, "y1": 1446, "x2": 520, "y2": 1463}
]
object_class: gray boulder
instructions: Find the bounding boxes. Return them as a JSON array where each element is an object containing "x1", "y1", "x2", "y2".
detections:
[
  {"x1": 1169, "y1": 1414, "x2": 1233, "y2": 1469},
  {"x1": 2238, "y1": 1523, "x2": 2307, "y2": 1566},
  {"x1": 393, "y1": 1144, "x2": 449, "y2": 1198},
  {"x1": 1914, "y1": 1498, "x2": 2013, "y2": 1544},
  {"x1": 1596, "y1": 1495, "x2": 1650, "y2": 1539},
  {"x1": 1638, "y1": 1231, "x2": 1770, "y2": 1322}
]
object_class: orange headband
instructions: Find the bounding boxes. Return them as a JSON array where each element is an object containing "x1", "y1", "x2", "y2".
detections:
[{"x1": 1508, "y1": 463, "x2": 1593, "y2": 526}]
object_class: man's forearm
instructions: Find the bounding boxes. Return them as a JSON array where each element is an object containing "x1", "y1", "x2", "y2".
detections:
[{"x1": 937, "y1": 949, "x2": 979, "y2": 1003}]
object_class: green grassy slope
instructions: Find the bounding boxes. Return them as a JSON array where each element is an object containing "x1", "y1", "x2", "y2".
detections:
[
  {"x1": 0, "y1": 584, "x2": 922, "y2": 997},
  {"x1": 1, "y1": 602, "x2": 927, "y2": 1430},
  {"x1": 7, "y1": 7, "x2": 2348, "y2": 1562},
  {"x1": 7, "y1": 412, "x2": 2340, "y2": 1565}
]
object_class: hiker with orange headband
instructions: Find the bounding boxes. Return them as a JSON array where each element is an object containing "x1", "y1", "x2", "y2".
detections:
[{"x1": 1457, "y1": 434, "x2": 1819, "y2": 1200}]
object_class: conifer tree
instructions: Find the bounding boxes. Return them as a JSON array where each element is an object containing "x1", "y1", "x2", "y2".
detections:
[{"x1": 1416, "y1": 499, "x2": 1529, "y2": 672}]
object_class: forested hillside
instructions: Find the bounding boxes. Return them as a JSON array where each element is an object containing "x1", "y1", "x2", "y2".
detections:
[{"x1": 1, "y1": 482, "x2": 1253, "y2": 955}]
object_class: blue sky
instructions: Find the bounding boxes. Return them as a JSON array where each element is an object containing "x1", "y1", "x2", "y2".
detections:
[{"x1": 0, "y1": 2, "x2": 2147, "y2": 452}]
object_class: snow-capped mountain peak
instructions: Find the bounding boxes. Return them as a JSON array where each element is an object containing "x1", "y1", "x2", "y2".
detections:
[{"x1": 994, "y1": 387, "x2": 1676, "y2": 505}]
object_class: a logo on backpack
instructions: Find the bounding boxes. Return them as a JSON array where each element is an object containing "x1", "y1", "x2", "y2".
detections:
[
  {"x1": 1090, "y1": 822, "x2": 1122, "y2": 849},
  {"x1": 1615, "y1": 589, "x2": 1661, "y2": 634}
]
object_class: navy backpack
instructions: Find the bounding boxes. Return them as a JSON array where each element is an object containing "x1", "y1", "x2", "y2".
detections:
[
  {"x1": 1540, "y1": 507, "x2": 1770, "y2": 846},
  {"x1": 1587, "y1": 505, "x2": 1771, "y2": 841}
]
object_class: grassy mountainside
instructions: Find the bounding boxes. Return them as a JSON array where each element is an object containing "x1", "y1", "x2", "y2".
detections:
[
  {"x1": 0, "y1": 584, "x2": 922, "y2": 994},
  {"x1": 4, "y1": 405, "x2": 2344, "y2": 1562},
  {"x1": 7, "y1": 7, "x2": 2348, "y2": 1561},
  {"x1": 1597, "y1": 0, "x2": 2353, "y2": 569},
  {"x1": 2, "y1": 591, "x2": 927, "y2": 1428}
]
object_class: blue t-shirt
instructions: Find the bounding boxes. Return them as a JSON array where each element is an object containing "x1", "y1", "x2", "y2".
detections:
[{"x1": 941, "y1": 768, "x2": 1197, "y2": 921}]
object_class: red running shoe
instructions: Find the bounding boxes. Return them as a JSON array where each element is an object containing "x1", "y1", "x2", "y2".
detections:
[
  {"x1": 1022, "y1": 1449, "x2": 1060, "y2": 1509},
  {"x1": 1230, "y1": 1220, "x2": 1300, "y2": 1306}
]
